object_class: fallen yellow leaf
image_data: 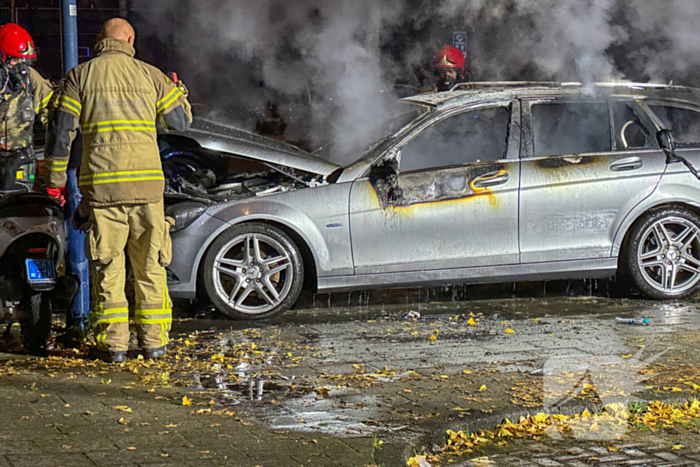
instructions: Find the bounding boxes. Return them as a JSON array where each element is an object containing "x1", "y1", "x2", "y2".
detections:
[
  {"x1": 429, "y1": 335, "x2": 437, "y2": 341},
  {"x1": 504, "y1": 329, "x2": 515, "y2": 334},
  {"x1": 182, "y1": 396, "x2": 192, "y2": 406},
  {"x1": 478, "y1": 385, "x2": 487, "y2": 392},
  {"x1": 463, "y1": 370, "x2": 472, "y2": 375},
  {"x1": 673, "y1": 444, "x2": 684, "y2": 450},
  {"x1": 467, "y1": 318, "x2": 476, "y2": 326}
]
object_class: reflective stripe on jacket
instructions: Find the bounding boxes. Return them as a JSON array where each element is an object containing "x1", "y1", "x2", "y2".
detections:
[
  {"x1": 45, "y1": 38, "x2": 192, "y2": 205},
  {"x1": 29, "y1": 67, "x2": 54, "y2": 125}
]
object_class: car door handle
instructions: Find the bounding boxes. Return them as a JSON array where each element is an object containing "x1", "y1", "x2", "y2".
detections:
[
  {"x1": 472, "y1": 171, "x2": 509, "y2": 188},
  {"x1": 610, "y1": 157, "x2": 643, "y2": 172}
]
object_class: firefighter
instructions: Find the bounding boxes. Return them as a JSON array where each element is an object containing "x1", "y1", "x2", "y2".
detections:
[
  {"x1": 0, "y1": 23, "x2": 54, "y2": 189},
  {"x1": 429, "y1": 45, "x2": 471, "y2": 92},
  {"x1": 255, "y1": 102, "x2": 287, "y2": 141},
  {"x1": 45, "y1": 18, "x2": 192, "y2": 363}
]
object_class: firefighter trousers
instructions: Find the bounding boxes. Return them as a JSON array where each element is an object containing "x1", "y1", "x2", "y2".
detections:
[{"x1": 86, "y1": 200, "x2": 172, "y2": 352}]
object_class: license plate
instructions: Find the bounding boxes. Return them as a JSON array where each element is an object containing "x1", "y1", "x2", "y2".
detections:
[{"x1": 25, "y1": 259, "x2": 56, "y2": 283}]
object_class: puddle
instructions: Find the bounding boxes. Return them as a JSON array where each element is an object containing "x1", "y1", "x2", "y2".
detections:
[{"x1": 265, "y1": 391, "x2": 383, "y2": 436}]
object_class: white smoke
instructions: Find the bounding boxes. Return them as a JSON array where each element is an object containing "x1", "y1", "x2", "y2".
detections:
[{"x1": 140, "y1": 0, "x2": 700, "y2": 161}]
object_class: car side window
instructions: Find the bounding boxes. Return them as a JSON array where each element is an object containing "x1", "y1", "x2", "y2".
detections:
[
  {"x1": 649, "y1": 105, "x2": 700, "y2": 147},
  {"x1": 399, "y1": 106, "x2": 511, "y2": 172},
  {"x1": 612, "y1": 102, "x2": 654, "y2": 150},
  {"x1": 532, "y1": 103, "x2": 611, "y2": 157}
]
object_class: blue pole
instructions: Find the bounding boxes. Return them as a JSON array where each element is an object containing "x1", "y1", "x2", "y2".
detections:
[
  {"x1": 62, "y1": 0, "x2": 79, "y2": 72},
  {"x1": 61, "y1": 0, "x2": 89, "y2": 330}
]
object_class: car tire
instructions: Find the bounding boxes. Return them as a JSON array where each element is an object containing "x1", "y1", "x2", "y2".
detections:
[
  {"x1": 20, "y1": 291, "x2": 52, "y2": 354},
  {"x1": 201, "y1": 223, "x2": 304, "y2": 320},
  {"x1": 623, "y1": 206, "x2": 700, "y2": 299}
]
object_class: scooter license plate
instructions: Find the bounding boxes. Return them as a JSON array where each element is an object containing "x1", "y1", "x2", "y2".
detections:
[{"x1": 25, "y1": 259, "x2": 56, "y2": 283}]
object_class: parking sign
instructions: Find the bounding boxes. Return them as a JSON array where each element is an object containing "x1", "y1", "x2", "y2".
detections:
[{"x1": 452, "y1": 31, "x2": 467, "y2": 58}]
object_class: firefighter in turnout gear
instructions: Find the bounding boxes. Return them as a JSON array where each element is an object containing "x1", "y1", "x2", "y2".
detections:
[
  {"x1": 0, "y1": 23, "x2": 54, "y2": 190},
  {"x1": 44, "y1": 18, "x2": 192, "y2": 363},
  {"x1": 429, "y1": 45, "x2": 470, "y2": 92}
]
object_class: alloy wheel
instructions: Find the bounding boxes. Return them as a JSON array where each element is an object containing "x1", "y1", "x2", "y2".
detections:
[
  {"x1": 637, "y1": 217, "x2": 700, "y2": 294},
  {"x1": 212, "y1": 233, "x2": 294, "y2": 315}
]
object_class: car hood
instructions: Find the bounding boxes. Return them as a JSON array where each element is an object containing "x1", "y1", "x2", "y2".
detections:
[{"x1": 181, "y1": 119, "x2": 341, "y2": 177}]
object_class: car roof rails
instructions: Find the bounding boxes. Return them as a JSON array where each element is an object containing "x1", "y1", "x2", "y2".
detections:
[{"x1": 449, "y1": 81, "x2": 583, "y2": 92}]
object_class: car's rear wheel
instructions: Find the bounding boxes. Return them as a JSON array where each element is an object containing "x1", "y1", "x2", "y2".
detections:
[
  {"x1": 624, "y1": 207, "x2": 700, "y2": 299},
  {"x1": 201, "y1": 223, "x2": 304, "y2": 319}
]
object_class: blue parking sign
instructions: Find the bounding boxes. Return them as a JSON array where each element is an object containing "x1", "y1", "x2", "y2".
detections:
[{"x1": 452, "y1": 31, "x2": 467, "y2": 58}]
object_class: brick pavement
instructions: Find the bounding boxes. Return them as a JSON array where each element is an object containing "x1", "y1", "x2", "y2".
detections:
[
  {"x1": 456, "y1": 436, "x2": 700, "y2": 467},
  {"x1": 0, "y1": 355, "x2": 377, "y2": 467}
]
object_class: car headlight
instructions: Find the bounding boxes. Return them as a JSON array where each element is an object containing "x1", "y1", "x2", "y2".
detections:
[{"x1": 166, "y1": 202, "x2": 208, "y2": 232}]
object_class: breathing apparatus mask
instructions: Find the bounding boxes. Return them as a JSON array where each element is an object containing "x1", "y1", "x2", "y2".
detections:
[{"x1": 1, "y1": 59, "x2": 32, "y2": 99}]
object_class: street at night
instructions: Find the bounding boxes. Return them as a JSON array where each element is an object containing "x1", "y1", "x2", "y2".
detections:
[
  {"x1": 4, "y1": 1, "x2": 700, "y2": 466},
  {"x1": 2, "y1": 285, "x2": 700, "y2": 466}
]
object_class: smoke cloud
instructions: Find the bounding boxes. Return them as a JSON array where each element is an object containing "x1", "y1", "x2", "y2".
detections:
[{"x1": 141, "y1": 0, "x2": 700, "y2": 163}]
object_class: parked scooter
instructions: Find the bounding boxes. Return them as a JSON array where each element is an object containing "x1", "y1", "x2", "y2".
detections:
[{"x1": 0, "y1": 148, "x2": 77, "y2": 353}]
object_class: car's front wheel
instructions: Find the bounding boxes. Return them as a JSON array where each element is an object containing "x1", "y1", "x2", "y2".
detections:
[
  {"x1": 201, "y1": 223, "x2": 304, "y2": 319},
  {"x1": 624, "y1": 206, "x2": 700, "y2": 299}
]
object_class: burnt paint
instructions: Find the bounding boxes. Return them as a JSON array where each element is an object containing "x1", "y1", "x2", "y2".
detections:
[
  {"x1": 368, "y1": 159, "x2": 507, "y2": 209},
  {"x1": 534, "y1": 155, "x2": 601, "y2": 170}
]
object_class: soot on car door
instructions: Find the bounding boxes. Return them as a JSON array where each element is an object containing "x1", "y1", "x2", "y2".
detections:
[
  {"x1": 519, "y1": 99, "x2": 668, "y2": 263},
  {"x1": 349, "y1": 103, "x2": 521, "y2": 275}
]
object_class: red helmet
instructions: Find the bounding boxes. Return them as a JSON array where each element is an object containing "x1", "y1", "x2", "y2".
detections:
[
  {"x1": 0, "y1": 23, "x2": 37, "y2": 62},
  {"x1": 431, "y1": 45, "x2": 465, "y2": 70}
]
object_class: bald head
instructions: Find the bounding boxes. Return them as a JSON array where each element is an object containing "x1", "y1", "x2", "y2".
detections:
[{"x1": 98, "y1": 18, "x2": 135, "y2": 45}]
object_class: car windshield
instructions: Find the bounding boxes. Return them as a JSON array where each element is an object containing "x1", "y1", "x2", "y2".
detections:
[{"x1": 313, "y1": 102, "x2": 432, "y2": 163}]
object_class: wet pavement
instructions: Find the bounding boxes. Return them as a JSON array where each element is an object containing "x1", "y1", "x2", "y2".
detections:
[{"x1": 2, "y1": 287, "x2": 700, "y2": 466}]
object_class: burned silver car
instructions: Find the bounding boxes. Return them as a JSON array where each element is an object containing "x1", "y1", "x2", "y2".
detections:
[{"x1": 161, "y1": 82, "x2": 700, "y2": 319}]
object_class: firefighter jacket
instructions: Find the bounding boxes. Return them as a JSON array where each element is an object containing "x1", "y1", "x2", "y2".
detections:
[
  {"x1": 45, "y1": 38, "x2": 192, "y2": 206},
  {"x1": 0, "y1": 66, "x2": 53, "y2": 150}
]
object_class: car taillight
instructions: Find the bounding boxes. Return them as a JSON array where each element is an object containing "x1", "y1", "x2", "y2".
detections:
[{"x1": 28, "y1": 248, "x2": 47, "y2": 255}]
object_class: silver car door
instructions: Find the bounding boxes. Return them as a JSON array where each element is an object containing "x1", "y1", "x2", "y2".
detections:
[
  {"x1": 519, "y1": 99, "x2": 668, "y2": 263},
  {"x1": 349, "y1": 102, "x2": 521, "y2": 274}
]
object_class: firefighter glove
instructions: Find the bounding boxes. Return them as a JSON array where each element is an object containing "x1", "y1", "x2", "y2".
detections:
[{"x1": 46, "y1": 186, "x2": 66, "y2": 207}]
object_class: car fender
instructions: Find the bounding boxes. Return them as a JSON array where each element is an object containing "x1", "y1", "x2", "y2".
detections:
[
  {"x1": 205, "y1": 198, "x2": 333, "y2": 274},
  {"x1": 611, "y1": 181, "x2": 700, "y2": 257}
]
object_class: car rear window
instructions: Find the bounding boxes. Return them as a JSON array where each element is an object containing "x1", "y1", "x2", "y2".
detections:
[
  {"x1": 612, "y1": 102, "x2": 655, "y2": 150},
  {"x1": 532, "y1": 103, "x2": 611, "y2": 157},
  {"x1": 399, "y1": 105, "x2": 511, "y2": 172},
  {"x1": 649, "y1": 105, "x2": 700, "y2": 147}
]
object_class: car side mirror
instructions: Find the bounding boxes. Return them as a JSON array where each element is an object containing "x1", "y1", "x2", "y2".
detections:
[{"x1": 657, "y1": 129, "x2": 678, "y2": 163}]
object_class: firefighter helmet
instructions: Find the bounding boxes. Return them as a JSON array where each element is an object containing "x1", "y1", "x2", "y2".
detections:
[
  {"x1": 0, "y1": 23, "x2": 37, "y2": 62},
  {"x1": 431, "y1": 45, "x2": 465, "y2": 71}
]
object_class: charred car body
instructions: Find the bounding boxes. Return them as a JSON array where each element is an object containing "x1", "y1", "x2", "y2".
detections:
[{"x1": 161, "y1": 82, "x2": 700, "y2": 319}]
